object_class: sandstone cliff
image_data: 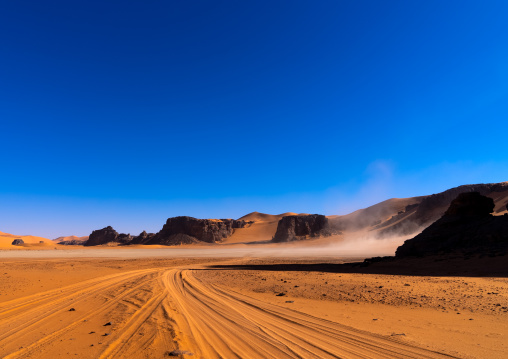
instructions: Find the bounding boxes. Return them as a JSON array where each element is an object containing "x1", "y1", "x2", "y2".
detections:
[
  {"x1": 143, "y1": 216, "x2": 248, "y2": 245},
  {"x1": 272, "y1": 214, "x2": 329, "y2": 242}
]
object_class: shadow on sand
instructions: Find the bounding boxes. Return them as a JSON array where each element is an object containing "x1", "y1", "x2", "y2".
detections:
[{"x1": 207, "y1": 254, "x2": 508, "y2": 277}]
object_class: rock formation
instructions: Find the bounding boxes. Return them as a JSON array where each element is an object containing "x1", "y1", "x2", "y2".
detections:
[
  {"x1": 84, "y1": 226, "x2": 132, "y2": 246},
  {"x1": 55, "y1": 236, "x2": 89, "y2": 245},
  {"x1": 272, "y1": 214, "x2": 329, "y2": 242},
  {"x1": 381, "y1": 182, "x2": 508, "y2": 236},
  {"x1": 396, "y1": 192, "x2": 508, "y2": 257},
  {"x1": 83, "y1": 217, "x2": 249, "y2": 246},
  {"x1": 327, "y1": 182, "x2": 508, "y2": 237},
  {"x1": 11, "y1": 238, "x2": 24, "y2": 245},
  {"x1": 142, "y1": 216, "x2": 247, "y2": 245},
  {"x1": 131, "y1": 230, "x2": 155, "y2": 244}
]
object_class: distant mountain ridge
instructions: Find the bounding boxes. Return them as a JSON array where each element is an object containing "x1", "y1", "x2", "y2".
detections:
[{"x1": 328, "y1": 181, "x2": 508, "y2": 237}]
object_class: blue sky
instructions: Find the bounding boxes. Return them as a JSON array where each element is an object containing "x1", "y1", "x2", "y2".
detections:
[{"x1": 1, "y1": 1, "x2": 507, "y2": 238}]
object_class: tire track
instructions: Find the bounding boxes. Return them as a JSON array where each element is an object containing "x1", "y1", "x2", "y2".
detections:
[
  {"x1": 0, "y1": 265, "x2": 460, "y2": 359},
  {"x1": 0, "y1": 269, "x2": 161, "y2": 358},
  {"x1": 164, "y1": 269, "x2": 457, "y2": 359}
]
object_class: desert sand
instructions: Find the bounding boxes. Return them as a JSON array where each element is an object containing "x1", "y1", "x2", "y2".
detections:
[
  {"x1": 0, "y1": 231, "x2": 54, "y2": 249},
  {"x1": 1, "y1": 184, "x2": 507, "y2": 358},
  {"x1": 0, "y1": 251, "x2": 506, "y2": 359}
]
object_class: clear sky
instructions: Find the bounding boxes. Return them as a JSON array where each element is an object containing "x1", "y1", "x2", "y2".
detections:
[{"x1": 1, "y1": 1, "x2": 507, "y2": 238}]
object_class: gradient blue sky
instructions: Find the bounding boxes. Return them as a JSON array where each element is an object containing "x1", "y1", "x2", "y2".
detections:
[{"x1": 1, "y1": 1, "x2": 507, "y2": 238}]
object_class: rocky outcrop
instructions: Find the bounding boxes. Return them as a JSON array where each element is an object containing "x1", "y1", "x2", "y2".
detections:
[
  {"x1": 55, "y1": 236, "x2": 89, "y2": 245},
  {"x1": 143, "y1": 216, "x2": 245, "y2": 245},
  {"x1": 396, "y1": 192, "x2": 508, "y2": 257},
  {"x1": 131, "y1": 230, "x2": 155, "y2": 244},
  {"x1": 272, "y1": 214, "x2": 329, "y2": 242},
  {"x1": 11, "y1": 238, "x2": 24, "y2": 245},
  {"x1": 411, "y1": 183, "x2": 507, "y2": 225},
  {"x1": 377, "y1": 182, "x2": 508, "y2": 237},
  {"x1": 326, "y1": 182, "x2": 508, "y2": 237},
  {"x1": 83, "y1": 217, "x2": 248, "y2": 246},
  {"x1": 84, "y1": 226, "x2": 132, "y2": 246}
]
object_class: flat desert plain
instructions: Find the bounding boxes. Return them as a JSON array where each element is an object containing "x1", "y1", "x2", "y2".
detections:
[{"x1": 0, "y1": 248, "x2": 507, "y2": 359}]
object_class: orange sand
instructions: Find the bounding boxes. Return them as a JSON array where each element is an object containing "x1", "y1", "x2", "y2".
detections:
[{"x1": 0, "y1": 254, "x2": 506, "y2": 358}]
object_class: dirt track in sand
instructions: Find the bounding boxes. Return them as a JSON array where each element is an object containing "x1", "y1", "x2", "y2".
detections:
[{"x1": 0, "y1": 262, "x2": 455, "y2": 359}]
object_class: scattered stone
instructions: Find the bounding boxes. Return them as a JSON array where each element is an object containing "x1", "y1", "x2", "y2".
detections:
[
  {"x1": 285, "y1": 301, "x2": 294, "y2": 303},
  {"x1": 103, "y1": 322, "x2": 112, "y2": 326},
  {"x1": 11, "y1": 239, "x2": 24, "y2": 245},
  {"x1": 276, "y1": 292, "x2": 286, "y2": 296},
  {"x1": 102, "y1": 333, "x2": 110, "y2": 336},
  {"x1": 89, "y1": 331, "x2": 95, "y2": 334},
  {"x1": 167, "y1": 350, "x2": 194, "y2": 356},
  {"x1": 68, "y1": 308, "x2": 76, "y2": 312}
]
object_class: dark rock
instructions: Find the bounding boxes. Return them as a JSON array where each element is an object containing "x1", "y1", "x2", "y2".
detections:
[
  {"x1": 230, "y1": 219, "x2": 251, "y2": 228},
  {"x1": 402, "y1": 183, "x2": 507, "y2": 231},
  {"x1": 444, "y1": 192, "x2": 494, "y2": 217},
  {"x1": 167, "y1": 350, "x2": 194, "y2": 356},
  {"x1": 272, "y1": 214, "x2": 329, "y2": 242},
  {"x1": 84, "y1": 226, "x2": 132, "y2": 246},
  {"x1": 39, "y1": 241, "x2": 45, "y2": 244},
  {"x1": 11, "y1": 239, "x2": 24, "y2": 245},
  {"x1": 68, "y1": 308, "x2": 76, "y2": 311},
  {"x1": 117, "y1": 233, "x2": 133, "y2": 244},
  {"x1": 84, "y1": 226, "x2": 118, "y2": 246},
  {"x1": 396, "y1": 192, "x2": 508, "y2": 257},
  {"x1": 103, "y1": 322, "x2": 112, "y2": 326},
  {"x1": 146, "y1": 216, "x2": 242, "y2": 245},
  {"x1": 376, "y1": 182, "x2": 508, "y2": 237},
  {"x1": 57, "y1": 239, "x2": 85, "y2": 245},
  {"x1": 131, "y1": 230, "x2": 155, "y2": 244}
]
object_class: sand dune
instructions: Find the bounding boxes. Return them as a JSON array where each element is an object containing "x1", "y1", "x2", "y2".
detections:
[
  {"x1": 0, "y1": 231, "x2": 53, "y2": 248},
  {"x1": 225, "y1": 212, "x2": 311, "y2": 244},
  {"x1": 238, "y1": 211, "x2": 299, "y2": 222}
]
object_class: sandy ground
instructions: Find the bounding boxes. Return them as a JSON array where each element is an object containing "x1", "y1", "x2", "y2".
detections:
[{"x1": 0, "y1": 252, "x2": 506, "y2": 358}]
